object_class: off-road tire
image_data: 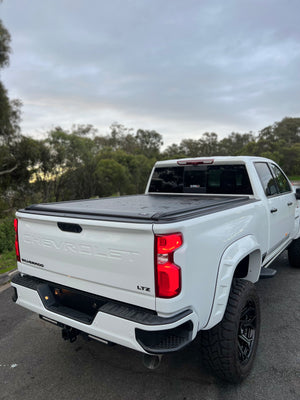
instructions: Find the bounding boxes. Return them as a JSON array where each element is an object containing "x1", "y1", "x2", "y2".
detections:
[
  {"x1": 201, "y1": 278, "x2": 260, "y2": 383},
  {"x1": 288, "y1": 238, "x2": 300, "y2": 268}
]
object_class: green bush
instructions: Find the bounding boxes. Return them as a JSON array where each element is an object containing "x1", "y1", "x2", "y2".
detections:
[
  {"x1": 0, "y1": 250, "x2": 17, "y2": 273},
  {"x1": 0, "y1": 217, "x2": 15, "y2": 253}
]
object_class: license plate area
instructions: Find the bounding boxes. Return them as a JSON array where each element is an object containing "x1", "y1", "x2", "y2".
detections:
[{"x1": 37, "y1": 283, "x2": 107, "y2": 324}]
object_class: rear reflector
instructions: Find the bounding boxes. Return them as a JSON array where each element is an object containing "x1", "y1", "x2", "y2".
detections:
[
  {"x1": 14, "y1": 218, "x2": 20, "y2": 262},
  {"x1": 156, "y1": 262, "x2": 181, "y2": 298},
  {"x1": 155, "y1": 233, "x2": 183, "y2": 298}
]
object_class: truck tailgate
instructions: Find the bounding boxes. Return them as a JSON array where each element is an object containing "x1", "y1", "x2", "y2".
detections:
[{"x1": 16, "y1": 213, "x2": 156, "y2": 310}]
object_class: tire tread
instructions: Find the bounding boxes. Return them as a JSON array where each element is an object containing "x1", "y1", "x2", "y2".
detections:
[
  {"x1": 288, "y1": 238, "x2": 300, "y2": 268},
  {"x1": 201, "y1": 279, "x2": 260, "y2": 383}
]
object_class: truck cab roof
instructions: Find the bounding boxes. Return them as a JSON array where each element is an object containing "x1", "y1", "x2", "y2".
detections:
[{"x1": 154, "y1": 156, "x2": 273, "y2": 168}]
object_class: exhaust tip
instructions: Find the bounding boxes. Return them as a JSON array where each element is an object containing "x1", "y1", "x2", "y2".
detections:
[{"x1": 143, "y1": 354, "x2": 162, "y2": 370}]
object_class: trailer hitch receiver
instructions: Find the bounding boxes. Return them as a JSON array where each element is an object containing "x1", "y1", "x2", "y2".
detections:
[{"x1": 62, "y1": 326, "x2": 79, "y2": 343}]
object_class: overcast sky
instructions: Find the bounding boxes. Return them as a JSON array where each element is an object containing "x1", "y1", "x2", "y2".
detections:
[{"x1": 1, "y1": 0, "x2": 300, "y2": 146}]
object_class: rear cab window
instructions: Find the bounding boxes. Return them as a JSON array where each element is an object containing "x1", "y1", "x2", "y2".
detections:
[{"x1": 149, "y1": 164, "x2": 253, "y2": 195}]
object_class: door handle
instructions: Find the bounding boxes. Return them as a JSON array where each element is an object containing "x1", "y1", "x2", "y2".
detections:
[
  {"x1": 287, "y1": 202, "x2": 293, "y2": 206},
  {"x1": 270, "y1": 208, "x2": 278, "y2": 213}
]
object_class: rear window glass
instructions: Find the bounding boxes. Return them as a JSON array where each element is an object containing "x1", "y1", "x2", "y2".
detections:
[{"x1": 149, "y1": 165, "x2": 253, "y2": 194}]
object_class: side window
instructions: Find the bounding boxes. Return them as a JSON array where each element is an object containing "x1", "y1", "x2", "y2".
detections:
[
  {"x1": 269, "y1": 164, "x2": 291, "y2": 193},
  {"x1": 254, "y1": 162, "x2": 278, "y2": 196}
]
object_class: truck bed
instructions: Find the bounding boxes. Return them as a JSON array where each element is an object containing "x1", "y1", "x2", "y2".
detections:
[{"x1": 22, "y1": 194, "x2": 254, "y2": 223}]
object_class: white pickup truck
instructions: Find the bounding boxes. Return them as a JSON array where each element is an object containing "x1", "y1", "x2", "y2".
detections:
[{"x1": 12, "y1": 156, "x2": 300, "y2": 382}]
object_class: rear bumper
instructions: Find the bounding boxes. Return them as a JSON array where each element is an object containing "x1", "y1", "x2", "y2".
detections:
[{"x1": 11, "y1": 274, "x2": 197, "y2": 354}]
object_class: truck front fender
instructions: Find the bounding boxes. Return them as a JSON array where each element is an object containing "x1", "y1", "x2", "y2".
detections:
[{"x1": 203, "y1": 235, "x2": 261, "y2": 330}]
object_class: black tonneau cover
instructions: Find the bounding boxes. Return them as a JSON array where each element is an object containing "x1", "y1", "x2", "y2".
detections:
[{"x1": 21, "y1": 194, "x2": 255, "y2": 223}]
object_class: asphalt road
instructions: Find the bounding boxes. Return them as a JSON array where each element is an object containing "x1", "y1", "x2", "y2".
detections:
[{"x1": 0, "y1": 252, "x2": 299, "y2": 400}]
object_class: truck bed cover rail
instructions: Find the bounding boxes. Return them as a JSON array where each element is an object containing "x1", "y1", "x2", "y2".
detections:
[{"x1": 21, "y1": 194, "x2": 254, "y2": 223}]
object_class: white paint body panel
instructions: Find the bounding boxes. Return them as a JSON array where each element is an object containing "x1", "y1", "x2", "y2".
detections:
[
  {"x1": 153, "y1": 200, "x2": 268, "y2": 327},
  {"x1": 16, "y1": 214, "x2": 156, "y2": 310}
]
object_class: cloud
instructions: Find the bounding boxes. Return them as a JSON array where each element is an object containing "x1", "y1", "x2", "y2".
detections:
[{"x1": 1, "y1": 0, "x2": 300, "y2": 145}]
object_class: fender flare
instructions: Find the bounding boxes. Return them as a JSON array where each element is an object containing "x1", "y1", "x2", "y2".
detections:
[{"x1": 203, "y1": 235, "x2": 261, "y2": 330}]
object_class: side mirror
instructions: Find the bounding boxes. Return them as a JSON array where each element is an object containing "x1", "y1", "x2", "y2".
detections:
[{"x1": 295, "y1": 188, "x2": 300, "y2": 200}]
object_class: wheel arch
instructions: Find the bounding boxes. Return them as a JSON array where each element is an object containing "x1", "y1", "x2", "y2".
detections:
[{"x1": 203, "y1": 235, "x2": 261, "y2": 330}]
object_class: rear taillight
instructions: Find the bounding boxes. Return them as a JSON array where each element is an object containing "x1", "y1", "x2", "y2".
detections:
[
  {"x1": 14, "y1": 218, "x2": 20, "y2": 262},
  {"x1": 155, "y1": 233, "x2": 183, "y2": 298}
]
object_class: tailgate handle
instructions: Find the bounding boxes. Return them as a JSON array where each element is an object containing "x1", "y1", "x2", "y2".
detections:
[{"x1": 57, "y1": 222, "x2": 82, "y2": 233}]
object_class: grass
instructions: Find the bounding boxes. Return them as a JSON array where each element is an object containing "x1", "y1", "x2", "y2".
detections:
[
  {"x1": 289, "y1": 175, "x2": 300, "y2": 181},
  {"x1": 0, "y1": 250, "x2": 17, "y2": 274}
]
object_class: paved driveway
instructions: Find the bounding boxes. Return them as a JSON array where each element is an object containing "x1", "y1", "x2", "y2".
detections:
[{"x1": 0, "y1": 252, "x2": 299, "y2": 400}]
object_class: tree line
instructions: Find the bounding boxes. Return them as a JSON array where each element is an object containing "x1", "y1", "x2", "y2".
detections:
[{"x1": 1, "y1": 117, "x2": 300, "y2": 215}]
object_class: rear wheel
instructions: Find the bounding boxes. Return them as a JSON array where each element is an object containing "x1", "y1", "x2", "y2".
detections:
[
  {"x1": 288, "y1": 238, "x2": 300, "y2": 268},
  {"x1": 201, "y1": 279, "x2": 260, "y2": 383}
]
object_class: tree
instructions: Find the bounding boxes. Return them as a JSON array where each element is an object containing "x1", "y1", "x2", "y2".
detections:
[
  {"x1": 0, "y1": 18, "x2": 22, "y2": 146},
  {"x1": 200, "y1": 132, "x2": 219, "y2": 155},
  {"x1": 0, "y1": 84, "x2": 22, "y2": 146},
  {"x1": 240, "y1": 118, "x2": 300, "y2": 174},
  {"x1": 0, "y1": 15, "x2": 23, "y2": 201},
  {"x1": 96, "y1": 123, "x2": 135, "y2": 151},
  {"x1": 162, "y1": 143, "x2": 185, "y2": 159},
  {"x1": 36, "y1": 125, "x2": 97, "y2": 201},
  {"x1": 163, "y1": 132, "x2": 219, "y2": 159},
  {"x1": 93, "y1": 124, "x2": 163, "y2": 158},
  {"x1": 135, "y1": 129, "x2": 163, "y2": 158},
  {"x1": 219, "y1": 132, "x2": 255, "y2": 155},
  {"x1": 257, "y1": 118, "x2": 300, "y2": 146},
  {"x1": 112, "y1": 150, "x2": 154, "y2": 193},
  {"x1": 96, "y1": 158, "x2": 129, "y2": 197},
  {"x1": 0, "y1": 13, "x2": 10, "y2": 68},
  {"x1": 179, "y1": 138, "x2": 203, "y2": 157},
  {"x1": 0, "y1": 135, "x2": 44, "y2": 213}
]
